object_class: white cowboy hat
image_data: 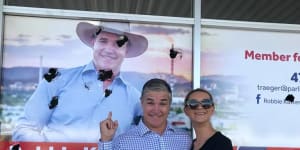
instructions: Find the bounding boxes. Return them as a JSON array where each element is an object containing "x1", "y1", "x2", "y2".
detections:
[{"x1": 76, "y1": 21, "x2": 148, "y2": 58}]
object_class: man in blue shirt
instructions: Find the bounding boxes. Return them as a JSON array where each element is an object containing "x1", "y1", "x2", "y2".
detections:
[
  {"x1": 12, "y1": 21, "x2": 148, "y2": 143},
  {"x1": 98, "y1": 78, "x2": 192, "y2": 150}
]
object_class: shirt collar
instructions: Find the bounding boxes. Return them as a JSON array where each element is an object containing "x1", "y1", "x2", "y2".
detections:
[
  {"x1": 137, "y1": 119, "x2": 175, "y2": 137},
  {"x1": 82, "y1": 61, "x2": 127, "y2": 84},
  {"x1": 82, "y1": 61, "x2": 96, "y2": 73}
]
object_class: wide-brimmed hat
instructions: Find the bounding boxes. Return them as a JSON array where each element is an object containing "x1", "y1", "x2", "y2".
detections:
[{"x1": 76, "y1": 22, "x2": 148, "y2": 58}]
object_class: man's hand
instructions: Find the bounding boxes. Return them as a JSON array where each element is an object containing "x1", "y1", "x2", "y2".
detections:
[{"x1": 100, "y1": 111, "x2": 118, "y2": 142}]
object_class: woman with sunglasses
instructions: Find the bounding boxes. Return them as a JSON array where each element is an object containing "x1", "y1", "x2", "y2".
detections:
[{"x1": 184, "y1": 88, "x2": 233, "y2": 150}]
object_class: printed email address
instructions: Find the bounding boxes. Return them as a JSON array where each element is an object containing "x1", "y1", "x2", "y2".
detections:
[{"x1": 257, "y1": 84, "x2": 300, "y2": 92}]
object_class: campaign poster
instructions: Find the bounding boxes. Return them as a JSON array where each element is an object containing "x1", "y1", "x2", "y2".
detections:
[
  {"x1": 0, "y1": 15, "x2": 193, "y2": 149},
  {"x1": 201, "y1": 26, "x2": 300, "y2": 149}
]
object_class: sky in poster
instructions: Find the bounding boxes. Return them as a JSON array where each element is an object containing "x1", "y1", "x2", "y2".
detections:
[{"x1": 3, "y1": 15, "x2": 193, "y2": 80}]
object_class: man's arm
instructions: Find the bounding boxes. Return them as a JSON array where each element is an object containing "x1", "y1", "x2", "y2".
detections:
[
  {"x1": 98, "y1": 112, "x2": 118, "y2": 150},
  {"x1": 12, "y1": 81, "x2": 56, "y2": 141}
]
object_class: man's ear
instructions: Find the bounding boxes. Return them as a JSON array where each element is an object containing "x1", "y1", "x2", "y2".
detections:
[{"x1": 91, "y1": 39, "x2": 95, "y2": 46}]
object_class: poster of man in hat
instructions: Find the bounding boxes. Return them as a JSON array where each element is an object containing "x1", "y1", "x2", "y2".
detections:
[{"x1": 1, "y1": 15, "x2": 193, "y2": 145}]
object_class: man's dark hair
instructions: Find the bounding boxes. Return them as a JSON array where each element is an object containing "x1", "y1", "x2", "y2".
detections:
[{"x1": 141, "y1": 78, "x2": 172, "y2": 103}]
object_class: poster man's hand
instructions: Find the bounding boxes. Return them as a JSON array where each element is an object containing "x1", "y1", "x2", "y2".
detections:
[{"x1": 100, "y1": 111, "x2": 118, "y2": 141}]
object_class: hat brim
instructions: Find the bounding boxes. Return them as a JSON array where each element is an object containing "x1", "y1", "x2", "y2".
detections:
[{"x1": 76, "y1": 22, "x2": 148, "y2": 58}]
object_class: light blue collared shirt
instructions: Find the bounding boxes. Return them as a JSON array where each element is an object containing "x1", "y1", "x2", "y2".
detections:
[
  {"x1": 12, "y1": 61, "x2": 142, "y2": 143},
  {"x1": 98, "y1": 120, "x2": 192, "y2": 150}
]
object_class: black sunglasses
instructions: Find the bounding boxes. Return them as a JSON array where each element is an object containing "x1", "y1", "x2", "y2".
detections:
[{"x1": 186, "y1": 99, "x2": 214, "y2": 110}]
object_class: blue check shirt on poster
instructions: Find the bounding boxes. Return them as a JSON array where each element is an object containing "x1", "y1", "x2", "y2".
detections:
[{"x1": 12, "y1": 61, "x2": 142, "y2": 143}]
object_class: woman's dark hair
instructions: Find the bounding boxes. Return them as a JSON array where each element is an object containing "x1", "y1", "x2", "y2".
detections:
[{"x1": 184, "y1": 88, "x2": 213, "y2": 105}]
